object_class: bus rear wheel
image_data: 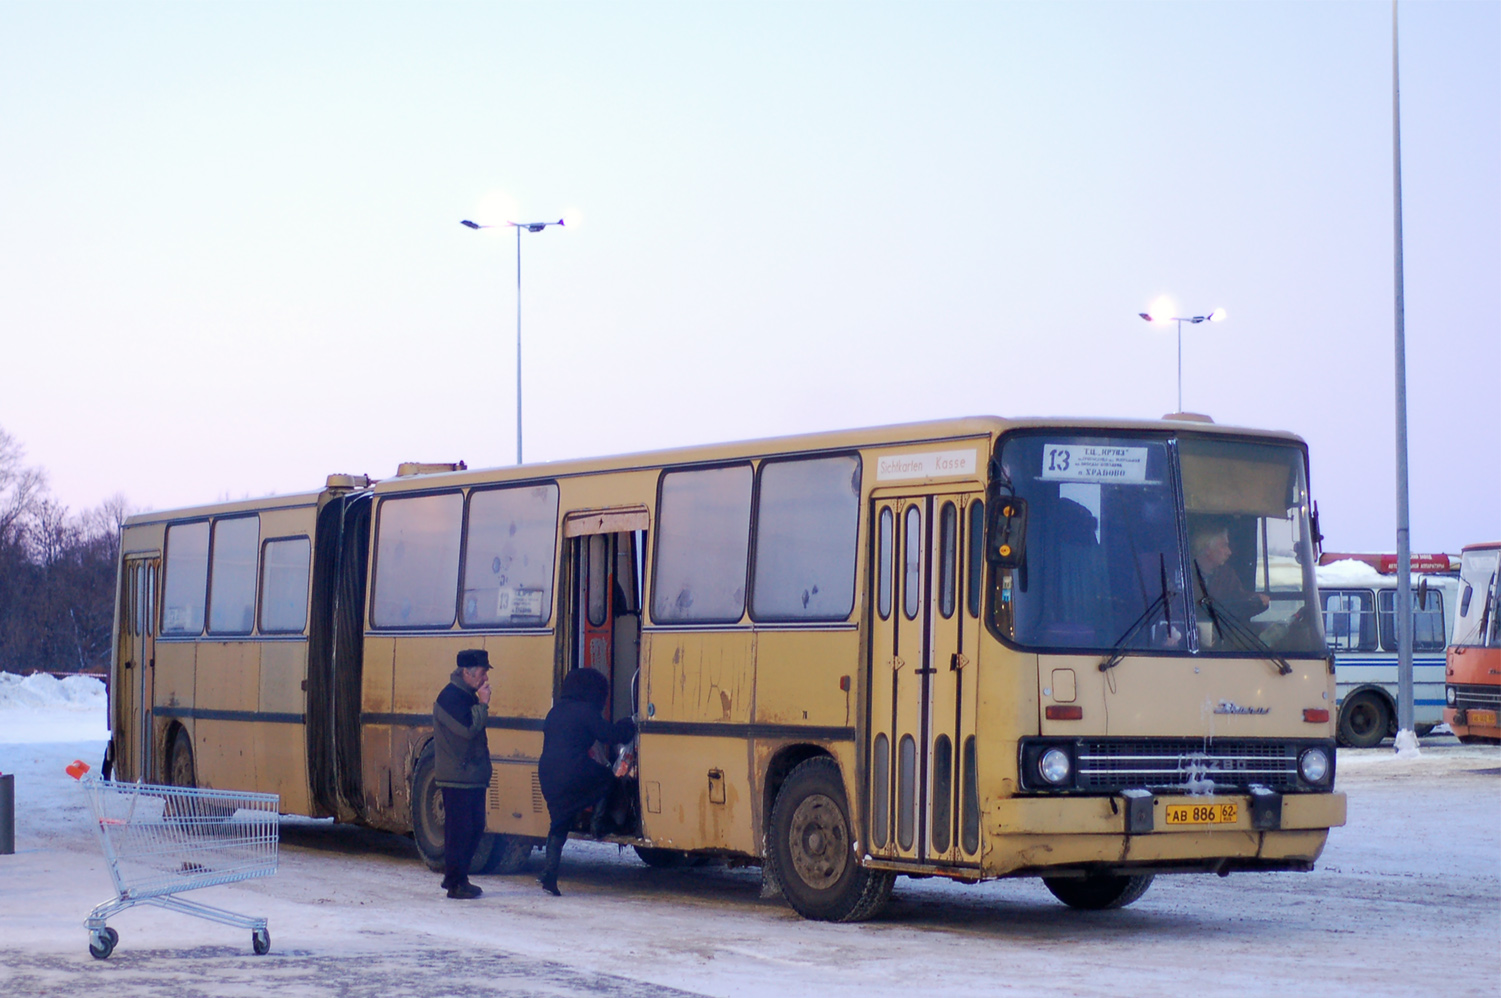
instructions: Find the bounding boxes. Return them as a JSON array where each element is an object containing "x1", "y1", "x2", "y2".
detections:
[
  {"x1": 1338, "y1": 691, "x2": 1391, "y2": 748},
  {"x1": 411, "y1": 743, "x2": 532, "y2": 875},
  {"x1": 769, "y1": 757, "x2": 893, "y2": 922},
  {"x1": 1043, "y1": 873, "x2": 1154, "y2": 910}
]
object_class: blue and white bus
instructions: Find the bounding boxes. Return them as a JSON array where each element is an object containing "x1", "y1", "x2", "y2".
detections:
[{"x1": 1317, "y1": 558, "x2": 1458, "y2": 748}]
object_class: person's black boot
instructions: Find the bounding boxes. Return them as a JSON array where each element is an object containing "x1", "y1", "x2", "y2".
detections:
[
  {"x1": 539, "y1": 833, "x2": 564, "y2": 896},
  {"x1": 447, "y1": 880, "x2": 482, "y2": 900}
]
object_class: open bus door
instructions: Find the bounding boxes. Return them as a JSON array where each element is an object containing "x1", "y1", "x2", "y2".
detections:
[{"x1": 113, "y1": 556, "x2": 159, "y2": 783}]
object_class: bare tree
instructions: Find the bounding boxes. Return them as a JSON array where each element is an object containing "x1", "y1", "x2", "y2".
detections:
[{"x1": 0, "y1": 426, "x2": 47, "y2": 546}]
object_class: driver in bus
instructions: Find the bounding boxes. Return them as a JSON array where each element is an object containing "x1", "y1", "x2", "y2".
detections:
[{"x1": 1192, "y1": 525, "x2": 1270, "y2": 623}]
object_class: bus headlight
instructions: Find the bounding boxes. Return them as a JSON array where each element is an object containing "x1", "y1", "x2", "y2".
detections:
[
  {"x1": 1039, "y1": 748, "x2": 1072, "y2": 785},
  {"x1": 1298, "y1": 747, "x2": 1330, "y2": 784},
  {"x1": 1446, "y1": 687, "x2": 1456, "y2": 706}
]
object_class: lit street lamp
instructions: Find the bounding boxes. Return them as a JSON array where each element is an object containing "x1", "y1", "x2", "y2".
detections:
[
  {"x1": 1138, "y1": 302, "x2": 1227, "y2": 413},
  {"x1": 461, "y1": 217, "x2": 565, "y2": 465}
]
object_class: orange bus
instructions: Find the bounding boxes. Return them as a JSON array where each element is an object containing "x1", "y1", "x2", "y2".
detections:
[{"x1": 1445, "y1": 541, "x2": 1501, "y2": 744}]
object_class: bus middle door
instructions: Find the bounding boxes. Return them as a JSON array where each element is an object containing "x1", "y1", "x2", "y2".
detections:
[{"x1": 868, "y1": 492, "x2": 979, "y2": 867}]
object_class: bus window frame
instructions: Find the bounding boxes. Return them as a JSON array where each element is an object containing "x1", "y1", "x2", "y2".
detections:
[
  {"x1": 455, "y1": 479, "x2": 561, "y2": 632},
  {"x1": 650, "y1": 460, "x2": 756, "y2": 627},
  {"x1": 160, "y1": 517, "x2": 212, "y2": 639},
  {"x1": 257, "y1": 533, "x2": 313, "y2": 636},
  {"x1": 368, "y1": 487, "x2": 466, "y2": 631},
  {"x1": 206, "y1": 514, "x2": 261, "y2": 637},
  {"x1": 747, "y1": 451, "x2": 863, "y2": 625}
]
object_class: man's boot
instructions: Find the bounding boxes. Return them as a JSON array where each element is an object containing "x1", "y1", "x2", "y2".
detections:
[{"x1": 539, "y1": 833, "x2": 564, "y2": 896}]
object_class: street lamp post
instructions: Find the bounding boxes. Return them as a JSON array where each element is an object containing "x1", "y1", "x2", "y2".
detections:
[
  {"x1": 461, "y1": 217, "x2": 565, "y2": 465},
  {"x1": 1138, "y1": 305, "x2": 1227, "y2": 413}
]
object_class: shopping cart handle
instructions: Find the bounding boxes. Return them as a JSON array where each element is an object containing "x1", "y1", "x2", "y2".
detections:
[{"x1": 66, "y1": 760, "x2": 91, "y2": 780}]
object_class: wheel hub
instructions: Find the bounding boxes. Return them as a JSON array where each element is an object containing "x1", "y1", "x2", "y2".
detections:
[{"x1": 788, "y1": 793, "x2": 847, "y2": 890}]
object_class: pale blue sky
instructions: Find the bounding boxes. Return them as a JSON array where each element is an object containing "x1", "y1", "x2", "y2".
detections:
[{"x1": 1, "y1": 1, "x2": 1496, "y2": 552}]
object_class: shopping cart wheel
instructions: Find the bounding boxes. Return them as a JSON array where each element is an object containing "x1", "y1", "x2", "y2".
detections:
[
  {"x1": 252, "y1": 928, "x2": 271, "y2": 955},
  {"x1": 88, "y1": 927, "x2": 118, "y2": 960}
]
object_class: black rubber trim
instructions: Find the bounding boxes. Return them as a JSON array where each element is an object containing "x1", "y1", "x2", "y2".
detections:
[
  {"x1": 637, "y1": 719, "x2": 855, "y2": 741},
  {"x1": 360, "y1": 712, "x2": 545, "y2": 731},
  {"x1": 153, "y1": 706, "x2": 305, "y2": 724}
]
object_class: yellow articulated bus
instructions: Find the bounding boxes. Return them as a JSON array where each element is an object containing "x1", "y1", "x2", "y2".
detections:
[{"x1": 106, "y1": 416, "x2": 1346, "y2": 921}]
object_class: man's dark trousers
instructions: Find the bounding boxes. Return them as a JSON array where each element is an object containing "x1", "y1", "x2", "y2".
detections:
[{"x1": 442, "y1": 786, "x2": 486, "y2": 886}]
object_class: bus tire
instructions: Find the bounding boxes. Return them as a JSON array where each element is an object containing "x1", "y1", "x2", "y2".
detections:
[
  {"x1": 769, "y1": 757, "x2": 894, "y2": 922},
  {"x1": 1413, "y1": 723, "x2": 1435, "y2": 738},
  {"x1": 1337, "y1": 691, "x2": 1390, "y2": 748},
  {"x1": 168, "y1": 728, "x2": 196, "y2": 787},
  {"x1": 410, "y1": 743, "x2": 446, "y2": 872},
  {"x1": 1043, "y1": 873, "x2": 1154, "y2": 910}
]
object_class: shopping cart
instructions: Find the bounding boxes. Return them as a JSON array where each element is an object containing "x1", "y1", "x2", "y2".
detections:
[{"x1": 69, "y1": 761, "x2": 279, "y2": 959}]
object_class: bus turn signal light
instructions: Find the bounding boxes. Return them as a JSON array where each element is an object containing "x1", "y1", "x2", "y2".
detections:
[
  {"x1": 1303, "y1": 708, "x2": 1330, "y2": 723},
  {"x1": 1045, "y1": 705, "x2": 1084, "y2": 721}
]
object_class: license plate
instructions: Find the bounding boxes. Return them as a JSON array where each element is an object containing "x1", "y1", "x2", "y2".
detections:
[
  {"x1": 1165, "y1": 803, "x2": 1238, "y2": 825},
  {"x1": 1467, "y1": 709, "x2": 1498, "y2": 727}
]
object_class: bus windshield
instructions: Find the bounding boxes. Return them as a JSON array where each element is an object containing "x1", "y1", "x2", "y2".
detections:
[
  {"x1": 996, "y1": 432, "x2": 1324, "y2": 657},
  {"x1": 1453, "y1": 548, "x2": 1501, "y2": 648}
]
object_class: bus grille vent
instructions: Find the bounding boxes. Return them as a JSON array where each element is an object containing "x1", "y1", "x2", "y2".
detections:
[
  {"x1": 1076, "y1": 740, "x2": 1300, "y2": 793},
  {"x1": 1451, "y1": 684, "x2": 1501, "y2": 710},
  {"x1": 531, "y1": 772, "x2": 546, "y2": 814}
]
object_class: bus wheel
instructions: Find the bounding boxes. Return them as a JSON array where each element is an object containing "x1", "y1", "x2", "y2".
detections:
[
  {"x1": 168, "y1": 729, "x2": 196, "y2": 787},
  {"x1": 473, "y1": 834, "x2": 535, "y2": 875},
  {"x1": 1043, "y1": 873, "x2": 1154, "y2": 910},
  {"x1": 410, "y1": 744, "x2": 446, "y2": 872},
  {"x1": 769, "y1": 757, "x2": 894, "y2": 922},
  {"x1": 1414, "y1": 723, "x2": 1435, "y2": 737},
  {"x1": 1337, "y1": 692, "x2": 1390, "y2": 748}
]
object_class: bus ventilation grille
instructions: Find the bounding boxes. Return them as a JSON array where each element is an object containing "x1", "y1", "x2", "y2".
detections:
[
  {"x1": 531, "y1": 772, "x2": 546, "y2": 814},
  {"x1": 1076, "y1": 740, "x2": 1301, "y2": 793},
  {"x1": 1451, "y1": 684, "x2": 1501, "y2": 710}
]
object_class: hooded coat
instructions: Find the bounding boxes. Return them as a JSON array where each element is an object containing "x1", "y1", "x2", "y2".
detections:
[
  {"x1": 433, "y1": 668, "x2": 492, "y2": 789},
  {"x1": 538, "y1": 668, "x2": 636, "y2": 818}
]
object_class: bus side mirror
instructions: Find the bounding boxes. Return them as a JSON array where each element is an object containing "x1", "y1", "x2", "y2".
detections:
[
  {"x1": 987, "y1": 497, "x2": 1028, "y2": 569},
  {"x1": 1417, "y1": 577, "x2": 1429, "y2": 611}
]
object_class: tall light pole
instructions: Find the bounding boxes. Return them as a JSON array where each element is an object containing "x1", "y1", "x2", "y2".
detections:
[
  {"x1": 461, "y1": 217, "x2": 565, "y2": 465},
  {"x1": 1138, "y1": 303, "x2": 1227, "y2": 413}
]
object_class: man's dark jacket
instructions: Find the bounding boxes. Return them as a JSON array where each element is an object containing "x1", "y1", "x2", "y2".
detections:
[
  {"x1": 433, "y1": 668, "x2": 492, "y2": 789},
  {"x1": 538, "y1": 690, "x2": 636, "y2": 817}
]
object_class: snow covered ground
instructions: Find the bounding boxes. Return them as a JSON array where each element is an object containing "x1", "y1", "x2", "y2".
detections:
[{"x1": 1, "y1": 675, "x2": 1497, "y2": 997}]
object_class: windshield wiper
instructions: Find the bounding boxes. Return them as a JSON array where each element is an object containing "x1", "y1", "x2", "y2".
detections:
[
  {"x1": 1193, "y1": 562, "x2": 1293, "y2": 676},
  {"x1": 1100, "y1": 555, "x2": 1175, "y2": 672}
]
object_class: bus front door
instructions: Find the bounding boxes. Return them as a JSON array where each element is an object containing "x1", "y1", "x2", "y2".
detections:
[
  {"x1": 868, "y1": 493, "x2": 980, "y2": 867},
  {"x1": 116, "y1": 557, "x2": 158, "y2": 782}
]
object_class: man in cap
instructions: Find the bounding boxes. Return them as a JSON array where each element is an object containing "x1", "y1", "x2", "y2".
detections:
[{"x1": 433, "y1": 648, "x2": 493, "y2": 899}]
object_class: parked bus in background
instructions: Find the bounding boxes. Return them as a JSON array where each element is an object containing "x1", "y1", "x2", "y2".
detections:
[
  {"x1": 1315, "y1": 554, "x2": 1459, "y2": 748},
  {"x1": 1445, "y1": 542, "x2": 1501, "y2": 744},
  {"x1": 106, "y1": 416, "x2": 1346, "y2": 921}
]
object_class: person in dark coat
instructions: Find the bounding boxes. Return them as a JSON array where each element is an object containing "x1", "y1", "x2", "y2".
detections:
[
  {"x1": 537, "y1": 667, "x2": 636, "y2": 896},
  {"x1": 432, "y1": 648, "x2": 493, "y2": 899}
]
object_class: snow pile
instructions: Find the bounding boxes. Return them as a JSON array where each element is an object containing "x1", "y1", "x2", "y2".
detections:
[
  {"x1": 0, "y1": 672, "x2": 107, "y2": 711},
  {"x1": 0, "y1": 672, "x2": 108, "y2": 744},
  {"x1": 1393, "y1": 729, "x2": 1422, "y2": 759},
  {"x1": 1315, "y1": 559, "x2": 1387, "y2": 586}
]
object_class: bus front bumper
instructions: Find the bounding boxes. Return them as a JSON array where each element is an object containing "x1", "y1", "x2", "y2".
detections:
[{"x1": 983, "y1": 790, "x2": 1346, "y2": 878}]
